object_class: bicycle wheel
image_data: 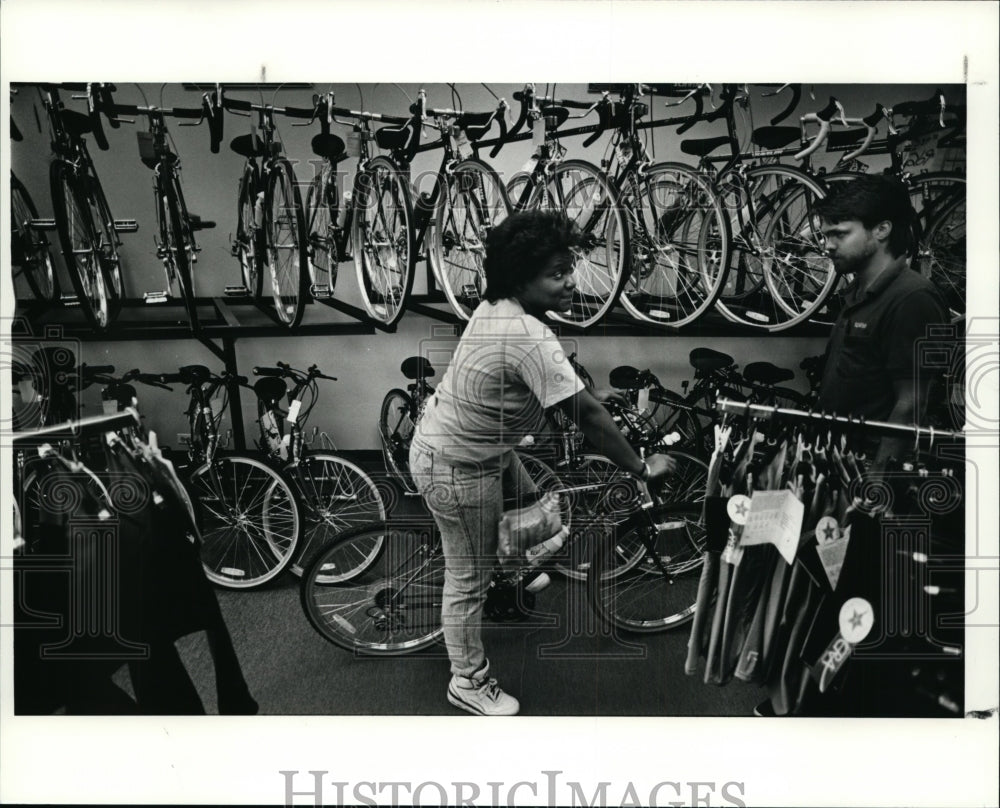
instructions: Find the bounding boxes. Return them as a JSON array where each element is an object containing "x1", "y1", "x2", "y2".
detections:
[
  {"x1": 655, "y1": 449, "x2": 709, "y2": 506},
  {"x1": 430, "y1": 158, "x2": 512, "y2": 320},
  {"x1": 529, "y1": 159, "x2": 630, "y2": 328},
  {"x1": 305, "y1": 165, "x2": 338, "y2": 292},
  {"x1": 235, "y1": 163, "x2": 262, "y2": 297},
  {"x1": 378, "y1": 388, "x2": 418, "y2": 493},
  {"x1": 644, "y1": 388, "x2": 709, "y2": 458},
  {"x1": 188, "y1": 454, "x2": 301, "y2": 589},
  {"x1": 160, "y1": 173, "x2": 199, "y2": 330},
  {"x1": 618, "y1": 162, "x2": 731, "y2": 327},
  {"x1": 515, "y1": 451, "x2": 573, "y2": 528},
  {"x1": 300, "y1": 521, "x2": 444, "y2": 655},
  {"x1": 505, "y1": 171, "x2": 533, "y2": 211},
  {"x1": 921, "y1": 192, "x2": 964, "y2": 320},
  {"x1": 351, "y1": 155, "x2": 415, "y2": 327},
  {"x1": 265, "y1": 159, "x2": 309, "y2": 328},
  {"x1": 50, "y1": 161, "x2": 113, "y2": 331},
  {"x1": 87, "y1": 166, "x2": 124, "y2": 302},
  {"x1": 10, "y1": 174, "x2": 59, "y2": 301},
  {"x1": 287, "y1": 453, "x2": 387, "y2": 579},
  {"x1": 587, "y1": 500, "x2": 706, "y2": 632}
]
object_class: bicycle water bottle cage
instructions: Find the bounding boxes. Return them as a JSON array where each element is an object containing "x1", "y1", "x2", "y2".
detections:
[
  {"x1": 310, "y1": 133, "x2": 347, "y2": 161},
  {"x1": 679, "y1": 135, "x2": 730, "y2": 158},
  {"x1": 252, "y1": 376, "x2": 288, "y2": 407},
  {"x1": 609, "y1": 365, "x2": 643, "y2": 389},
  {"x1": 455, "y1": 111, "x2": 494, "y2": 141},
  {"x1": 742, "y1": 362, "x2": 795, "y2": 386},
  {"x1": 400, "y1": 356, "x2": 435, "y2": 380},
  {"x1": 229, "y1": 133, "x2": 266, "y2": 158},
  {"x1": 689, "y1": 348, "x2": 735, "y2": 374},
  {"x1": 751, "y1": 127, "x2": 800, "y2": 150},
  {"x1": 374, "y1": 123, "x2": 412, "y2": 151}
]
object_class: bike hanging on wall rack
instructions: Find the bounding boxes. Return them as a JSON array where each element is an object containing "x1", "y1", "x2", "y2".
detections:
[
  {"x1": 100, "y1": 85, "x2": 223, "y2": 331},
  {"x1": 221, "y1": 88, "x2": 309, "y2": 328},
  {"x1": 29, "y1": 82, "x2": 138, "y2": 332}
]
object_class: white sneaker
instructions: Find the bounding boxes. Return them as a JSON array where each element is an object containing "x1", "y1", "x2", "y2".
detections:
[{"x1": 447, "y1": 663, "x2": 519, "y2": 716}]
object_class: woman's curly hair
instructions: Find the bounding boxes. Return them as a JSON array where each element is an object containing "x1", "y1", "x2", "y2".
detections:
[{"x1": 483, "y1": 210, "x2": 583, "y2": 302}]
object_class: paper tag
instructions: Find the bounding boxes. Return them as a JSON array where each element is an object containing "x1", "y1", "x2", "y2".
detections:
[
  {"x1": 532, "y1": 120, "x2": 545, "y2": 148},
  {"x1": 286, "y1": 398, "x2": 302, "y2": 424},
  {"x1": 740, "y1": 489, "x2": 804, "y2": 565},
  {"x1": 726, "y1": 494, "x2": 752, "y2": 526},
  {"x1": 815, "y1": 515, "x2": 840, "y2": 546},
  {"x1": 636, "y1": 386, "x2": 650, "y2": 414},
  {"x1": 18, "y1": 379, "x2": 36, "y2": 401},
  {"x1": 454, "y1": 130, "x2": 470, "y2": 160},
  {"x1": 102, "y1": 399, "x2": 119, "y2": 415},
  {"x1": 346, "y1": 131, "x2": 362, "y2": 158},
  {"x1": 816, "y1": 537, "x2": 849, "y2": 590}
]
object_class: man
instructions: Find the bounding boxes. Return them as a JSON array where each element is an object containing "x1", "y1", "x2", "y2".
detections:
[{"x1": 813, "y1": 174, "x2": 949, "y2": 469}]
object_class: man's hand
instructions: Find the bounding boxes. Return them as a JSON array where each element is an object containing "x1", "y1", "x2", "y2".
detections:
[
  {"x1": 644, "y1": 452, "x2": 677, "y2": 479},
  {"x1": 593, "y1": 387, "x2": 629, "y2": 407}
]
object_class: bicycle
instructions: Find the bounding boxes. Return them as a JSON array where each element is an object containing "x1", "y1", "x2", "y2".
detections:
[
  {"x1": 378, "y1": 355, "x2": 437, "y2": 494},
  {"x1": 31, "y1": 82, "x2": 138, "y2": 331},
  {"x1": 222, "y1": 89, "x2": 309, "y2": 328},
  {"x1": 248, "y1": 361, "x2": 388, "y2": 579},
  {"x1": 299, "y1": 475, "x2": 706, "y2": 654},
  {"x1": 159, "y1": 364, "x2": 302, "y2": 589},
  {"x1": 99, "y1": 85, "x2": 222, "y2": 331}
]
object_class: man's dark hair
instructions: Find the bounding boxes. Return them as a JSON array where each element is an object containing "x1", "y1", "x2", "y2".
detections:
[
  {"x1": 813, "y1": 173, "x2": 917, "y2": 258},
  {"x1": 483, "y1": 210, "x2": 583, "y2": 302}
]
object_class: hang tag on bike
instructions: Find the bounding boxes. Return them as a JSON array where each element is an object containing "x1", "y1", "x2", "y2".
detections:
[
  {"x1": 740, "y1": 489, "x2": 804, "y2": 565},
  {"x1": 286, "y1": 398, "x2": 302, "y2": 424},
  {"x1": 636, "y1": 386, "x2": 651, "y2": 413},
  {"x1": 346, "y1": 132, "x2": 362, "y2": 158},
  {"x1": 453, "y1": 130, "x2": 470, "y2": 160},
  {"x1": 532, "y1": 120, "x2": 545, "y2": 149},
  {"x1": 102, "y1": 399, "x2": 118, "y2": 416},
  {"x1": 17, "y1": 380, "x2": 36, "y2": 401}
]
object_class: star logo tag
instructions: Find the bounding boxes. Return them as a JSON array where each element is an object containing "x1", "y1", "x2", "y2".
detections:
[
  {"x1": 816, "y1": 516, "x2": 840, "y2": 546},
  {"x1": 838, "y1": 597, "x2": 874, "y2": 644},
  {"x1": 727, "y1": 494, "x2": 752, "y2": 526}
]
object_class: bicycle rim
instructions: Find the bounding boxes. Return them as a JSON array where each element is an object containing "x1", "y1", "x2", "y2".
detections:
[
  {"x1": 267, "y1": 160, "x2": 308, "y2": 327},
  {"x1": 352, "y1": 157, "x2": 414, "y2": 326},
  {"x1": 162, "y1": 174, "x2": 199, "y2": 330},
  {"x1": 378, "y1": 388, "x2": 418, "y2": 493},
  {"x1": 531, "y1": 160, "x2": 630, "y2": 328},
  {"x1": 432, "y1": 159, "x2": 511, "y2": 320},
  {"x1": 189, "y1": 455, "x2": 301, "y2": 589},
  {"x1": 300, "y1": 521, "x2": 444, "y2": 654},
  {"x1": 236, "y1": 164, "x2": 262, "y2": 296},
  {"x1": 10, "y1": 176, "x2": 58, "y2": 301},
  {"x1": 305, "y1": 168, "x2": 336, "y2": 290},
  {"x1": 619, "y1": 162, "x2": 731, "y2": 327},
  {"x1": 587, "y1": 501, "x2": 706, "y2": 632},
  {"x1": 921, "y1": 192, "x2": 965, "y2": 321},
  {"x1": 287, "y1": 453, "x2": 387, "y2": 579}
]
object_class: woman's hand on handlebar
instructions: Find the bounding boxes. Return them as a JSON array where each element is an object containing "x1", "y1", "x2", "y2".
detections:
[
  {"x1": 593, "y1": 387, "x2": 628, "y2": 406},
  {"x1": 644, "y1": 453, "x2": 677, "y2": 480}
]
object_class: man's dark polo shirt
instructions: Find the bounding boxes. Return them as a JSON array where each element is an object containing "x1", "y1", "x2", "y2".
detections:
[{"x1": 817, "y1": 263, "x2": 948, "y2": 421}]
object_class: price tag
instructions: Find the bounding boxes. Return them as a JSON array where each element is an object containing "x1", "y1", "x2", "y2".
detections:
[
  {"x1": 740, "y1": 489, "x2": 804, "y2": 565},
  {"x1": 532, "y1": 120, "x2": 545, "y2": 148},
  {"x1": 102, "y1": 400, "x2": 118, "y2": 415},
  {"x1": 816, "y1": 525, "x2": 851, "y2": 590},
  {"x1": 810, "y1": 596, "x2": 874, "y2": 693},
  {"x1": 346, "y1": 131, "x2": 362, "y2": 158},
  {"x1": 636, "y1": 386, "x2": 650, "y2": 413},
  {"x1": 286, "y1": 398, "x2": 302, "y2": 424}
]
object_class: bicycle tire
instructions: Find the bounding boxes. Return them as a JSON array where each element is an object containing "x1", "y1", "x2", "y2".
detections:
[
  {"x1": 378, "y1": 388, "x2": 418, "y2": 493},
  {"x1": 86, "y1": 164, "x2": 124, "y2": 303},
  {"x1": 529, "y1": 159, "x2": 630, "y2": 328},
  {"x1": 430, "y1": 157, "x2": 512, "y2": 320},
  {"x1": 161, "y1": 172, "x2": 199, "y2": 330},
  {"x1": 300, "y1": 520, "x2": 445, "y2": 655},
  {"x1": 50, "y1": 160, "x2": 113, "y2": 331},
  {"x1": 188, "y1": 454, "x2": 302, "y2": 589},
  {"x1": 618, "y1": 162, "x2": 731, "y2": 327},
  {"x1": 587, "y1": 500, "x2": 706, "y2": 632},
  {"x1": 921, "y1": 191, "x2": 964, "y2": 321},
  {"x1": 351, "y1": 155, "x2": 415, "y2": 327},
  {"x1": 305, "y1": 166, "x2": 338, "y2": 292},
  {"x1": 265, "y1": 158, "x2": 309, "y2": 328},
  {"x1": 235, "y1": 163, "x2": 263, "y2": 297},
  {"x1": 10, "y1": 174, "x2": 59, "y2": 302},
  {"x1": 505, "y1": 171, "x2": 534, "y2": 211},
  {"x1": 287, "y1": 453, "x2": 388, "y2": 579},
  {"x1": 716, "y1": 166, "x2": 834, "y2": 331}
]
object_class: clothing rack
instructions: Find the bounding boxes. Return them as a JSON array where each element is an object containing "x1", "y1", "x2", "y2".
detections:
[
  {"x1": 11, "y1": 408, "x2": 141, "y2": 446},
  {"x1": 714, "y1": 398, "x2": 965, "y2": 442}
]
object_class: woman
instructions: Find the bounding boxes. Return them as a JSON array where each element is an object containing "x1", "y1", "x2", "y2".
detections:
[{"x1": 410, "y1": 210, "x2": 675, "y2": 716}]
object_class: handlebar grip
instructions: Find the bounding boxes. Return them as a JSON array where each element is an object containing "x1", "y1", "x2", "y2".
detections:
[
  {"x1": 892, "y1": 90, "x2": 944, "y2": 118},
  {"x1": 253, "y1": 366, "x2": 285, "y2": 377},
  {"x1": 283, "y1": 105, "x2": 314, "y2": 120},
  {"x1": 158, "y1": 372, "x2": 184, "y2": 384},
  {"x1": 513, "y1": 91, "x2": 525, "y2": 102},
  {"x1": 769, "y1": 84, "x2": 801, "y2": 126},
  {"x1": 674, "y1": 93, "x2": 706, "y2": 135},
  {"x1": 816, "y1": 97, "x2": 839, "y2": 123},
  {"x1": 863, "y1": 104, "x2": 885, "y2": 127},
  {"x1": 171, "y1": 106, "x2": 203, "y2": 119},
  {"x1": 90, "y1": 101, "x2": 110, "y2": 151},
  {"x1": 111, "y1": 102, "x2": 140, "y2": 117},
  {"x1": 582, "y1": 126, "x2": 603, "y2": 148},
  {"x1": 224, "y1": 97, "x2": 253, "y2": 112}
]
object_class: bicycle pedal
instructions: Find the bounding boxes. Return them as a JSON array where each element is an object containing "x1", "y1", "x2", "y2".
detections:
[
  {"x1": 113, "y1": 218, "x2": 139, "y2": 233},
  {"x1": 28, "y1": 218, "x2": 57, "y2": 231},
  {"x1": 224, "y1": 285, "x2": 250, "y2": 297},
  {"x1": 310, "y1": 284, "x2": 333, "y2": 299},
  {"x1": 144, "y1": 291, "x2": 171, "y2": 304}
]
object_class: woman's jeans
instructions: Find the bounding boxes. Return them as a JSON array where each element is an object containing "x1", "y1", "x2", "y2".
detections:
[{"x1": 409, "y1": 440, "x2": 536, "y2": 678}]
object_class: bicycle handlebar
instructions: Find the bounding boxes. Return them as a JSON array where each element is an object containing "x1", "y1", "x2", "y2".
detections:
[
  {"x1": 253, "y1": 364, "x2": 338, "y2": 382},
  {"x1": 793, "y1": 96, "x2": 845, "y2": 161},
  {"x1": 891, "y1": 90, "x2": 945, "y2": 120},
  {"x1": 759, "y1": 83, "x2": 802, "y2": 126}
]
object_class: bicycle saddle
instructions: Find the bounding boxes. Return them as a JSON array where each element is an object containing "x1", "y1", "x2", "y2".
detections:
[
  {"x1": 229, "y1": 133, "x2": 266, "y2": 158},
  {"x1": 742, "y1": 361, "x2": 794, "y2": 386},
  {"x1": 107, "y1": 383, "x2": 137, "y2": 408},
  {"x1": 825, "y1": 128, "x2": 869, "y2": 149},
  {"x1": 375, "y1": 123, "x2": 414, "y2": 151},
  {"x1": 252, "y1": 376, "x2": 287, "y2": 405},
  {"x1": 609, "y1": 365, "x2": 644, "y2": 389},
  {"x1": 179, "y1": 364, "x2": 212, "y2": 386},
  {"x1": 456, "y1": 111, "x2": 494, "y2": 141},
  {"x1": 60, "y1": 109, "x2": 94, "y2": 138},
  {"x1": 751, "y1": 126, "x2": 800, "y2": 150},
  {"x1": 311, "y1": 132, "x2": 347, "y2": 161},
  {"x1": 680, "y1": 135, "x2": 729, "y2": 157},
  {"x1": 689, "y1": 347, "x2": 734, "y2": 373},
  {"x1": 400, "y1": 356, "x2": 435, "y2": 380}
]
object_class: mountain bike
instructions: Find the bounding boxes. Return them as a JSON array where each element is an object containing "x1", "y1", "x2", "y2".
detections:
[
  {"x1": 159, "y1": 365, "x2": 302, "y2": 589},
  {"x1": 100, "y1": 85, "x2": 222, "y2": 331},
  {"x1": 223, "y1": 90, "x2": 309, "y2": 328},
  {"x1": 32, "y1": 82, "x2": 138, "y2": 331},
  {"x1": 299, "y1": 476, "x2": 706, "y2": 654},
  {"x1": 248, "y1": 361, "x2": 388, "y2": 579}
]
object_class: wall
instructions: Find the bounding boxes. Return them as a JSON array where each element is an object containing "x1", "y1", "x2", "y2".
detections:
[{"x1": 8, "y1": 82, "x2": 962, "y2": 449}]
